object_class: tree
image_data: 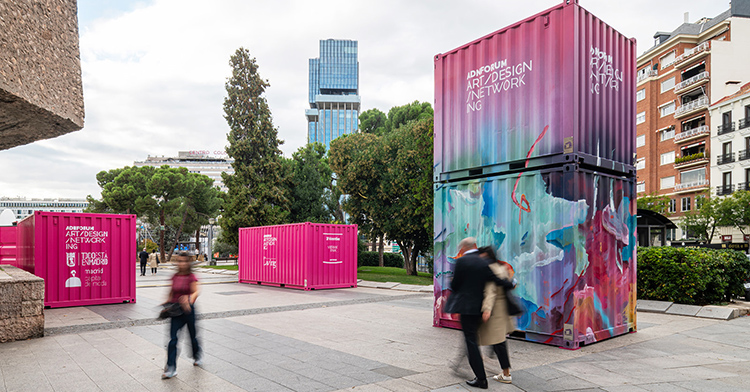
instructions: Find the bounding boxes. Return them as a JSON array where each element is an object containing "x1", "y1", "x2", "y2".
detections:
[
  {"x1": 681, "y1": 193, "x2": 720, "y2": 242},
  {"x1": 359, "y1": 108, "x2": 387, "y2": 135},
  {"x1": 384, "y1": 101, "x2": 433, "y2": 134},
  {"x1": 285, "y1": 142, "x2": 333, "y2": 223},
  {"x1": 715, "y1": 190, "x2": 750, "y2": 235},
  {"x1": 637, "y1": 193, "x2": 672, "y2": 216},
  {"x1": 221, "y1": 47, "x2": 289, "y2": 246}
]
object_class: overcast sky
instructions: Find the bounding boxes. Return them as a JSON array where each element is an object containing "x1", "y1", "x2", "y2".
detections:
[{"x1": 0, "y1": 0, "x2": 730, "y2": 199}]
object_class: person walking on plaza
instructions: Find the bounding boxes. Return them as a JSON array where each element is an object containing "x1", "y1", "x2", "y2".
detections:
[
  {"x1": 162, "y1": 252, "x2": 202, "y2": 379},
  {"x1": 477, "y1": 246, "x2": 515, "y2": 384},
  {"x1": 445, "y1": 237, "x2": 514, "y2": 389},
  {"x1": 138, "y1": 247, "x2": 149, "y2": 276},
  {"x1": 148, "y1": 249, "x2": 159, "y2": 275}
]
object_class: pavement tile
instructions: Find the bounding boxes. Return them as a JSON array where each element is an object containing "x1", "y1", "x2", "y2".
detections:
[
  {"x1": 665, "y1": 304, "x2": 703, "y2": 317},
  {"x1": 637, "y1": 300, "x2": 673, "y2": 313},
  {"x1": 371, "y1": 364, "x2": 419, "y2": 378},
  {"x1": 636, "y1": 383, "x2": 693, "y2": 392},
  {"x1": 376, "y1": 377, "x2": 431, "y2": 392},
  {"x1": 601, "y1": 386, "x2": 649, "y2": 391},
  {"x1": 672, "y1": 379, "x2": 750, "y2": 392},
  {"x1": 695, "y1": 306, "x2": 738, "y2": 320}
]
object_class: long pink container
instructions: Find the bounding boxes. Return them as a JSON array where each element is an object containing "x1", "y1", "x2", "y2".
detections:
[
  {"x1": 0, "y1": 226, "x2": 18, "y2": 267},
  {"x1": 239, "y1": 222, "x2": 358, "y2": 290},
  {"x1": 17, "y1": 211, "x2": 137, "y2": 308},
  {"x1": 434, "y1": 0, "x2": 636, "y2": 181}
]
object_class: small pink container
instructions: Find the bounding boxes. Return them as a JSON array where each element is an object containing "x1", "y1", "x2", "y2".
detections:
[
  {"x1": 239, "y1": 222, "x2": 358, "y2": 290},
  {"x1": 0, "y1": 226, "x2": 19, "y2": 267},
  {"x1": 17, "y1": 211, "x2": 137, "y2": 308}
]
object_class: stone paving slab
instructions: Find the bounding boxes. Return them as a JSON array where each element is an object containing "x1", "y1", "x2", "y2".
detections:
[
  {"x1": 637, "y1": 299, "x2": 673, "y2": 313},
  {"x1": 665, "y1": 304, "x2": 703, "y2": 316},
  {"x1": 695, "y1": 306, "x2": 738, "y2": 320}
]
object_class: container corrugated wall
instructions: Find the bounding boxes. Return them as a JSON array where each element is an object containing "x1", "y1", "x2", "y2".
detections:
[
  {"x1": 17, "y1": 212, "x2": 137, "y2": 308},
  {"x1": 434, "y1": 0, "x2": 635, "y2": 181},
  {"x1": 0, "y1": 226, "x2": 18, "y2": 267},
  {"x1": 239, "y1": 222, "x2": 357, "y2": 290},
  {"x1": 433, "y1": 165, "x2": 637, "y2": 349}
]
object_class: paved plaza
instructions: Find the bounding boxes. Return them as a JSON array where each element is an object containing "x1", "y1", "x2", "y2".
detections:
[{"x1": 1, "y1": 271, "x2": 750, "y2": 392}]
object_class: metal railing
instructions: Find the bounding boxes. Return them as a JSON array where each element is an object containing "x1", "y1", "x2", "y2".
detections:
[
  {"x1": 739, "y1": 150, "x2": 750, "y2": 161},
  {"x1": 717, "y1": 122, "x2": 736, "y2": 135},
  {"x1": 637, "y1": 69, "x2": 658, "y2": 83},
  {"x1": 736, "y1": 183, "x2": 750, "y2": 192},
  {"x1": 740, "y1": 118, "x2": 750, "y2": 130},
  {"x1": 675, "y1": 179, "x2": 709, "y2": 190},
  {"x1": 674, "y1": 71, "x2": 709, "y2": 92},
  {"x1": 716, "y1": 184, "x2": 735, "y2": 196},
  {"x1": 674, "y1": 42, "x2": 710, "y2": 66},
  {"x1": 718, "y1": 152, "x2": 736, "y2": 165},
  {"x1": 674, "y1": 125, "x2": 709, "y2": 142},
  {"x1": 675, "y1": 96, "x2": 709, "y2": 117}
]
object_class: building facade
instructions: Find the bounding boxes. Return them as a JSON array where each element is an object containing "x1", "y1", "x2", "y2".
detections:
[
  {"x1": 306, "y1": 39, "x2": 360, "y2": 150},
  {"x1": 0, "y1": 197, "x2": 89, "y2": 222},
  {"x1": 133, "y1": 151, "x2": 234, "y2": 192},
  {"x1": 636, "y1": 0, "x2": 750, "y2": 242}
]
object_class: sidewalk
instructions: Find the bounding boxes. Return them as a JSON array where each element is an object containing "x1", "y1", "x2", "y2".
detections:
[{"x1": 2, "y1": 277, "x2": 749, "y2": 391}]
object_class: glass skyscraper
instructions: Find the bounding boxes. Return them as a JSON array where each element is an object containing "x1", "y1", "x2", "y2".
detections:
[{"x1": 306, "y1": 39, "x2": 360, "y2": 149}]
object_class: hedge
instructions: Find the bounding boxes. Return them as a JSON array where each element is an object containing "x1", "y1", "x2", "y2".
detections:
[
  {"x1": 638, "y1": 247, "x2": 750, "y2": 305},
  {"x1": 358, "y1": 251, "x2": 404, "y2": 268}
]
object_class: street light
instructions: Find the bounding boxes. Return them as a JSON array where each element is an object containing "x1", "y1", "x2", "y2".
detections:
[{"x1": 207, "y1": 218, "x2": 216, "y2": 266}]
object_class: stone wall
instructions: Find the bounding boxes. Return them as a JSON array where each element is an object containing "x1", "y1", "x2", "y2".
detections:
[
  {"x1": 0, "y1": 265, "x2": 44, "y2": 342},
  {"x1": 0, "y1": 0, "x2": 84, "y2": 150}
]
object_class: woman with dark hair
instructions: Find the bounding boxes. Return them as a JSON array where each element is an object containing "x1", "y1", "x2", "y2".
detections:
[
  {"x1": 162, "y1": 252, "x2": 202, "y2": 379},
  {"x1": 477, "y1": 246, "x2": 515, "y2": 384}
]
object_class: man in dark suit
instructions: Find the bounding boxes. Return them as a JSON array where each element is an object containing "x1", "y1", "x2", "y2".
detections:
[{"x1": 447, "y1": 237, "x2": 514, "y2": 389}]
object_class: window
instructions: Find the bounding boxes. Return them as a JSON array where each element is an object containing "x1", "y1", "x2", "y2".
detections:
[
  {"x1": 669, "y1": 199, "x2": 677, "y2": 213},
  {"x1": 637, "y1": 111, "x2": 646, "y2": 124},
  {"x1": 723, "y1": 171, "x2": 732, "y2": 187},
  {"x1": 661, "y1": 52, "x2": 676, "y2": 69},
  {"x1": 660, "y1": 151, "x2": 675, "y2": 165},
  {"x1": 660, "y1": 102, "x2": 675, "y2": 117},
  {"x1": 637, "y1": 182, "x2": 645, "y2": 193},
  {"x1": 660, "y1": 127, "x2": 675, "y2": 141},
  {"x1": 636, "y1": 158, "x2": 645, "y2": 170},
  {"x1": 681, "y1": 197, "x2": 691, "y2": 211},
  {"x1": 636, "y1": 134, "x2": 646, "y2": 147},
  {"x1": 660, "y1": 176, "x2": 675, "y2": 189},
  {"x1": 680, "y1": 167, "x2": 706, "y2": 184},
  {"x1": 637, "y1": 89, "x2": 645, "y2": 102},
  {"x1": 723, "y1": 141, "x2": 732, "y2": 156},
  {"x1": 661, "y1": 77, "x2": 675, "y2": 93},
  {"x1": 666, "y1": 227, "x2": 676, "y2": 241}
]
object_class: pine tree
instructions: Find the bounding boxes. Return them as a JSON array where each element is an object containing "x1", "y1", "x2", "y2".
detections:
[{"x1": 220, "y1": 48, "x2": 289, "y2": 246}]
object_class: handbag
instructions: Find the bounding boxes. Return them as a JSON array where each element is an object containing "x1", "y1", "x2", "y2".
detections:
[
  {"x1": 158, "y1": 302, "x2": 184, "y2": 319},
  {"x1": 505, "y1": 291, "x2": 523, "y2": 316}
]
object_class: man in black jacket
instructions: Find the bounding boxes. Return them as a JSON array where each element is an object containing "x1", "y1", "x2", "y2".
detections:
[
  {"x1": 447, "y1": 237, "x2": 514, "y2": 389},
  {"x1": 138, "y1": 247, "x2": 149, "y2": 276}
]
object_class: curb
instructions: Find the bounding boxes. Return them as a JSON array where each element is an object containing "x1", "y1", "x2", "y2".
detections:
[{"x1": 637, "y1": 299, "x2": 749, "y2": 320}]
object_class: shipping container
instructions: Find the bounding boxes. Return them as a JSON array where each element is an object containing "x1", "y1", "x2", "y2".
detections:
[
  {"x1": 434, "y1": 0, "x2": 636, "y2": 182},
  {"x1": 17, "y1": 212, "x2": 137, "y2": 308},
  {"x1": 239, "y1": 222, "x2": 358, "y2": 290},
  {"x1": 0, "y1": 226, "x2": 18, "y2": 267},
  {"x1": 433, "y1": 165, "x2": 636, "y2": 349}
]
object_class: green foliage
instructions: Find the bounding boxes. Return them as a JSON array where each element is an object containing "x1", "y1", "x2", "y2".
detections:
[
  {"x1": 212, "y1": 240, "x2": 238, "y2": 257},
  {"x1": 221, "y1": 47, "x2": 289, "y2": 246},
  {"x1": 674, "y1": 152, "x2": 705, "y2": 164},
  {"x1": 359, "y1": 108, "x2": 387, "y2": 135},
  {"x1": 284, "y1": 142, "x2": 333, "y2": 223},
  {"x1": 138, "y1": 239, "x2": 158, "y2": 253},
  {"x1": 358, "y1": 251, "x2": 404, "y2": 268},
  {"x1": 681, "y1": 192, "x2": 719, "y2": 242},
  {"x1": 638, "y1": 247, "x2": 750, "y2": 305},
  {"x1": 636, "y1": 193, "x2": 672, "y2": 216},
  {"x1": 716, "y1": 190, "x2": 750, "y2": 235},
  {"x1": 357, "y1": 266, "x2": 433, "y2": 286},
  {"x1": 384, "y1": 101, "x2": 433, "y2": 134}
]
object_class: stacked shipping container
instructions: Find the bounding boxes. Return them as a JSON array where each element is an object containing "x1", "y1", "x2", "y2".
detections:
[{"x1": 433, "y1": 0, "x2": 637, "y2": 349}]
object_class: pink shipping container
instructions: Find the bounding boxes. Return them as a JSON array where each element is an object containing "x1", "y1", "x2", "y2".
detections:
[
  {"x1": 0, "y1": 226, "x2": 19, "y2": 267},
  {"x1": 17, "y1": 211, "x2": 137, "y2": 308},
  {"x1": 434, "y1": 0, "x2": 636, "y2": 181},
  {"x1": 239, "y1": 222, "x2": 358, "y2": 290}
]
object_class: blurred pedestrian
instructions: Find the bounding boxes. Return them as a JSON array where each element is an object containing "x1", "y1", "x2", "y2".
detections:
[
  {"x1": 138, "y1": 247, "x2": 149, "y2": 276},
  {"x1": 162, "y1": 251, "x2": 202, "y2": 379},
  {"x1": 477, "y1": 246, "x2": 515, "y2": 384},
  {"x1": 149, "y1": 250, "x2": 159, "y2": 275}
]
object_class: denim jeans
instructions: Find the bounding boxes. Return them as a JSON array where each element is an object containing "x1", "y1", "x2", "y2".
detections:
[{"x1": 166, "y1": 304, "x2": 200, "y2": 369}]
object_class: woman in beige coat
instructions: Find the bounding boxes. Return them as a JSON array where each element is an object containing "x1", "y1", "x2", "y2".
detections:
[
  {"x1": 148, "y1": 250, "x2": 159, "y2": 275},
  {"x1": 478, "y1": 247, "x2": 515, "y2": 384}
]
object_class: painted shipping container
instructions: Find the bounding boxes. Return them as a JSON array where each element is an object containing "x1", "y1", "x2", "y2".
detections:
[
  {"x1": 433, "y1": 165, "x2": 636, "y2": 349},
  {"x1": 17, "y1": 211, "x2": 137, "y2": 308},
  {"x1": 434, "y1": 0, "x2": 636, "y2": 181},
  {"x1": 0, "y1": 226, "x2": 18, "y2": 267},
  {"x1": 239, "y1": 222, "x2": 358, "y2": 290}
]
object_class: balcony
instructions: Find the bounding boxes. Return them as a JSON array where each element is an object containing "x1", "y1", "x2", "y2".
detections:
[
  {"x1": 717, "y1": 122, "x2": 736, "y2": 136},
  {"x1": 674, "y1": 179, "x2": 710, "y2": 192},
  {"x1": 674, "y1": 42, "x2": 711, "y2": 69},
  {"x1": 674, "y1": 125, "x2": 709, "y2": 143},
  {"x1": 637, "y1": 69, "x2": 658, "y2": 83},
  {"x1": 736, "y1": 183, "x2": 750, "y2": 192},
  {"x1": 740, "y1": 118, "x2": 750, "y2": 130},
  {"x1": 716, "y1": 184, "x2": 735, "y2": 196},
  {"x1": 674, "y1": 96, "x2": 709, "y2": 119},
  {"x1": 717, "y1": 152, "x2": 735, "y2": 165},
  {"x1": 674, "y1": 71, "x2": 709, "y2": 94},
  {"x1": 674, "y1": 152, "x2": 708, "y2": 169}
]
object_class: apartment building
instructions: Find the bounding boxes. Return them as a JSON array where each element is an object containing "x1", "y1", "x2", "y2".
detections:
[{"x1": 636, "y1": 0, "x2": 750, "y2": 241}]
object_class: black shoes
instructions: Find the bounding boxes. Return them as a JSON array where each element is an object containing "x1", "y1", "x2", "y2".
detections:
[{"x1": 466, "y1": 378, "x2": 488, "y2": 389}]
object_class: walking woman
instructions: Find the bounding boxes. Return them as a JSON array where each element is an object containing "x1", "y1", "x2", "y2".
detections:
[
  {"x1": 149, "y1": 249, "x2": 159, "y2": 275},
  {"x1": 477, "y1": 246, "x2": 515, "y2": 384},
  {"x1": 162, "y1": 252, "x2": 202, "y2": 379}
]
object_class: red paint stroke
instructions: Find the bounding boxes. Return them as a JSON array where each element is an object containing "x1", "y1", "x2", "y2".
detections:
[
  {"x1": 563, "y1": 273, "x2": 585, "y2": 309},
  {"x1": 550, "y1": 278, "x2": 569, "y2": 298},
  {"x1": 544, "y1": 328, "x2": 565, "y2": 344},
  {"x1": 564, "y1": 306, "x2": 577, "y2": 324},
  {"x1": 512, "y1": 125, "x2": 550, "y2": 224}
]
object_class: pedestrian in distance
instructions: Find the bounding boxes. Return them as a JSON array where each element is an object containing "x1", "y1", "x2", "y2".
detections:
[
  {"x1": 138, "y1": 247, "x2": 149, "y2": 276},
  {"x1": 149, "y1": 249, "x2": 159, "y2": 275},
  {"x1": 162, "y1": 251, "x2": 202, "y2": 379},
  {"x1": 444, "y1": 237, "x2": 515, "y2": 389},
  {"x1": 477, "y1": 246, "x2": 515, "y2": 384}
]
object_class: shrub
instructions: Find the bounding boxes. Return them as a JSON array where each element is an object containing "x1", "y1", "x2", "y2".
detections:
[
  {"x1": 638, "y1": 247, "x2": 750, "y2": 305},
  {"x1": 358, "y1": 251, "x2": 404, "y2": 268}
]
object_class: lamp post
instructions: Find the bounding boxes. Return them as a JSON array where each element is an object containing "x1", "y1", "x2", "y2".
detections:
[{"x1": 207, "y1": 218, "x2": 215, "y2": 266}]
